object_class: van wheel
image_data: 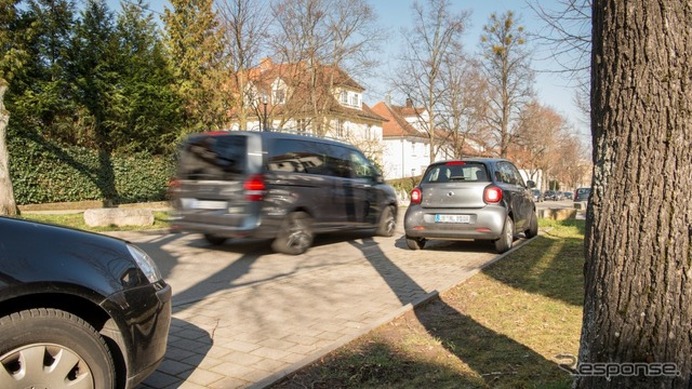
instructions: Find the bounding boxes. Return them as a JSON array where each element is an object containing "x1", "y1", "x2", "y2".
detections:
[
  {"x1": 494, "y1": 216, "x2": 514, "y2": 253},
  {"x1": 406, "y1": 236, "x2": 426, "y2": 250},
  {"x1": 204, "y1": 234, "x2": 227, "y2": 245},
  {"x1": 525, "y1": 212, "x2": 538, "y2": 238},
  {"x1": 375, "y1": 206, "x2": 396, "y2": 237},
  {"x1": 0, "y1": 308, "x2": 116, "y2": 389},
  {"x1": 272, "y1": 212, "x2": 313, "y2": 255}
]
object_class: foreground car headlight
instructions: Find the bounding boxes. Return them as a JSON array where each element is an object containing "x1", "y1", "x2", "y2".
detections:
[{"x1": 127, "y1": 244, "x2": 163, "y2": 284}]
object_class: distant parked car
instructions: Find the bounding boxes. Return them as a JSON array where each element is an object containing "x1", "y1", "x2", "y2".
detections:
[
  {"x1": 544, "y1": 190, "x2": 556, "y2": 200},
  {"x1": 574, "y1": 187, "x2": 591, "y2": 203},
  {"x1": 404, "y1": 158, "x2": 538, "y2": 254},
  {"x1": 0, "y1": 217, "x2": 171, "y2": 389},
  {"x1": 531, "y1": 189, "x2": 544, "y2": 202},
  {"x1": 563, "y1": 191, "x2": 573, "y2": 200}
]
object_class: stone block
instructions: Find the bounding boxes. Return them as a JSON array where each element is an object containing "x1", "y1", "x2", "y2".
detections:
[
  {"x1": 83, "y1": 208, "x2": 154, "y2": 227},
  {"x1": 537, "y1": 208, "x2": 577, "y2": 221}
]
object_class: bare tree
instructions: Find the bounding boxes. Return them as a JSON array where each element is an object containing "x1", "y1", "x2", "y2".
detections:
[
  {"x1": 216, "y1": 0, "x2": 272, "y2": 130},
  {"x1": 0, "y1": 81, "x2": 17, "y2": 215},
  {"x1": 528, "y1": 0, "x2": 591, "y2": 119},
  {"x1": 395, "y1": 0, "x2": 470, "y2": 163},
  {"x1": 578, "y1": 1, "x2": 692, "y2": 387},
  {"x1": 513, "y1": 100, "x2": 564, "y2": 189},
  {"x1": 266, "y1": 0, "x2": 382, "y2": 135},
  {"x1": 0, "y1": 0, "x2": 23, "y2": 216},
  {"x1": 479, "y1": 11, "x2": 534, "y2": 158},
  {"x1": 438, "y1": 56, "x2": 489, "y2": 159}
]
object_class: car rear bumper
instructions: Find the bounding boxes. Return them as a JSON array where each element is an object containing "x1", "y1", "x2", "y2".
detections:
[
  {"x1": 169, "y1": 211, "x2": 281, "y2": 239},
  {"x1": 404, "y1": 205, "x2": 506, "y2": 240}
]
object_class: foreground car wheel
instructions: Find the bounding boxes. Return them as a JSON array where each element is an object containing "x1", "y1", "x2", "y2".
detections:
[
  {"x1": 375, "y1": 206, "x2": 396, "y2": 237},
  {"x1": 406, "y1": 236, "x2": 426, "y2": 250},
  {"x1": 272, "y1": 211, "x2": 314, "y2": 255},
  {"x1": 0, "y1": 308, "x2": 115, "y2": 389},
  {"x1": 494, "y1": 216, "x2": 514, "y2": 254},
  {"x1": 204, "y1": 234, "x2": 227, "y2": 245},
  {"x1": 525, "y1": 212, "x2": 538, "y2": 238}
]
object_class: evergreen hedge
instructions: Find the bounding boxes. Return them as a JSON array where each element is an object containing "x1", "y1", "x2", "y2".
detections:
[{"x1": 9, "y1": 135, "x2": 175, "y2": 205}]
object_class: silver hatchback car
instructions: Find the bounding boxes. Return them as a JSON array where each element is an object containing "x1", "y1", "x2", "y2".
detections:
[{"x1": 404, "y1": 158, "x2": 538, "y2": 253}]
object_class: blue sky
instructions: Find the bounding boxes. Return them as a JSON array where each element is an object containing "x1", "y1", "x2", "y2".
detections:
[{"x1": 109, "y1": 0, "x2": 588, "y2": 137}]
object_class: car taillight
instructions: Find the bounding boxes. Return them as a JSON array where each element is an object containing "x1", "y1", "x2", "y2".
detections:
[
  {"x1": 243, "y1": 174, "x2": 266, "y2": 201},
  {"x1": 167, "y1": 178, "x2": 180, "y2": 196},
  {"x1": 484, "y1": 186, "x2": 503, "y2": 203},
  {"x1": 410, "y1": 187, "x2": 422, "y2": 205}
]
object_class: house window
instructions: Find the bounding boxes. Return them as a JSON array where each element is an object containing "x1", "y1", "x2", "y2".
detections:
[
  {"x1": 350, "y1": 94, "x2": 359, "y2": 107},
  {"x1": 297, "y1": 119, "x2": 308, "y2": 133},
  {"x1": 340, "y1": 91, "x2": 348, "y2": 104},
  {"x1": 336, "y1": 120, "x2": 345, "y2": 137},
  {"x1": 273, "y1": 89, "x2": 285, "y2": 104}
]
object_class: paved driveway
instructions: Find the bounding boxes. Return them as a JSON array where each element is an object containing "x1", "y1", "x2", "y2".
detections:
[{"x1": 108, "y1": 213, "x2": 518, "y2": 388}]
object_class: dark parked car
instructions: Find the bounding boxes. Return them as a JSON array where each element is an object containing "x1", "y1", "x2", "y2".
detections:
[
  {"x1": 563, "y1": 191, "x2": 573, "y2": 200},
  {"x1": 0, "y1": 217, "x2": 171, "y2": 389},
  {"x1": 169, "y1": 130, "x2": 399, "y2": 255},
  {"x1": 531, "y1": 189, "x2": 544, "y2": 202},
  {"x1": 574, "y1": 187, "x2": 591, "y2": 202},
  {"x1": 404, "y1": 158, "x2": 538, "y2": 253}
]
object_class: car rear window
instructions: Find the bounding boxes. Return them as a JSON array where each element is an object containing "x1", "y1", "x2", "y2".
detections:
[
  {"x1": 422, "y1": 162, "x2": 490, "y2": 183},
  {"x1": 177, "y1": 134, "x2": 247, "y2": 179}
]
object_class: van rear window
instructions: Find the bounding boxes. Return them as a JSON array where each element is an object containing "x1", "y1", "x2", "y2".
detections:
[{"x1": 178, "y1": 134, "x2": 247, "y2": 179}]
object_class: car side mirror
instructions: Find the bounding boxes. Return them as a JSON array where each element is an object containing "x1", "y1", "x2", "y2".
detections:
[{"x1": 526, "y1": 180, "x2": 536, "y2": 188}]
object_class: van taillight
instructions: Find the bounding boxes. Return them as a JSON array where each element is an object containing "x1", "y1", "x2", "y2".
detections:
[
  {"x1": 243, "y1": 174, "x2": 266, "y2": 201},
  {"x1": 484, "y1": 186, "x2": 503, "y2": 203},
  {"x1": 410, "y1": 188, "x2": 422, "y2": 205},
  {"x1": 167, "y1": 178, "x2": 180, "y2": 194}
]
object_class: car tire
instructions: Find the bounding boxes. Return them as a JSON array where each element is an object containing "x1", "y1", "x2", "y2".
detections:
[
  {"x1": 525, "y1": 212, "x2": 538, "y2": 238},
  {"x1": 0, "y1": 308, "x2": 116, "y2": 389},
  {"x1": 272, "y1": 211, "x2": 313, "y2": 255},
  {"x1": 406, "y1": 236, "x2": 426, "y2": 250},
  {"x1": 204, "y1": 234, "x2": 227, "y2": 245},
  {"x1": 375, "y1": 206, "x2": 396, "y2": 237},
  {"x1": 494, "y1": 216, "x2": 514, "y2": 254}
]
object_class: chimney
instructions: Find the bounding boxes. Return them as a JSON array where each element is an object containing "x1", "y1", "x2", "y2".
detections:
[
  {"x1": 385, "y1": 93, "x2": 392, "y2": 105},
  {"x1": 405, "y1": 97, "x2": 413, "y2": 108}
]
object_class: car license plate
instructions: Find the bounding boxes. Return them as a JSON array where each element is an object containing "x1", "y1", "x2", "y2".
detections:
[
  {"x1": 181, "y1": 198, "x2": 227, "y2": 210},
  {"x1": 435, "y1": 214, "x2": 470, "y2": 223}
]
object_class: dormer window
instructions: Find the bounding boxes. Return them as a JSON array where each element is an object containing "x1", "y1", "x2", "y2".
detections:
[
  {"x1": 350, "y1": 94, "x2": 360, "y2": 107},
  {"x1": 340, "y1": 91, "x2": 348, "y2": 104},
  {"x1": 273, "y1": 89, "x2": 286, "y2": 104}
]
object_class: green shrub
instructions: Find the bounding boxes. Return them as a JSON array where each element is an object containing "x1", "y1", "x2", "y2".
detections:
[
  {"x1": 8, "y1": 135, "x2": 175, "y2": 205},
  {"x1": 386, "y1": 175, "x2": 421, "y2": 197}
]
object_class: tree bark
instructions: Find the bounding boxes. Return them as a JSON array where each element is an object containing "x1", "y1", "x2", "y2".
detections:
[
  {"x1": 0, "y1": 81, "x2": 18, "y2": 216},
  {"x1": 578, "y1": 1, "x2": 692, "y2": 387}
]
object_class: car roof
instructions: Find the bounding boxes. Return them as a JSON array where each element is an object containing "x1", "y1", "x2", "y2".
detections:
[
  {"x1": 190, "y1": 130, "x2": 357, "y2": 150},
  {"x1": 430, "y1": 157, "x2": 508, "y2": 165}
]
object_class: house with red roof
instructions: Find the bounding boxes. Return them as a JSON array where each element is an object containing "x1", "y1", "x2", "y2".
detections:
[{"x1": 227, "y1": 58, "x2": 386, "y2": 162}]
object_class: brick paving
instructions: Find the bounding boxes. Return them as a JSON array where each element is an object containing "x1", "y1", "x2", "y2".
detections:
[{"x1": 108, "y1": 215, "x2": 519, "y2": 389}]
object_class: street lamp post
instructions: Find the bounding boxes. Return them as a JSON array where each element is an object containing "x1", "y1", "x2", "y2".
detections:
[{"x1": 262, "y1": 94, "x2": 268, "y2": 131}]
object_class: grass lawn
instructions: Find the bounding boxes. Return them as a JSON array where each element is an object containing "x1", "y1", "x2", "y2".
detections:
[
  {"x1": 271, "y1": 219, "x2": 585, "y2": 389},
  {"x1": 17, "y1": 211, "x2": 172, "y2": 232}
]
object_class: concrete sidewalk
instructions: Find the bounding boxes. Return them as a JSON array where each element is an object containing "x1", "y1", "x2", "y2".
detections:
[{"x1": 108, "y1": 222, "x2": 526, "y2": 389}]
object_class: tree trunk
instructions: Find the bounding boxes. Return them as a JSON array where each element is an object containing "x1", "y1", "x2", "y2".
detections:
[
  {"x1": 0, "y1": 81, "x2": 18, "y2": 216},
  {"x1": 578, "y1": 1, "x2": 692, "y2": 388}
]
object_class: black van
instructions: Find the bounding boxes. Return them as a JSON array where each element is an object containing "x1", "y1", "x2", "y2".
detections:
[{"x1": 168, "y1": 131, "x2": 399, "y2": 254}]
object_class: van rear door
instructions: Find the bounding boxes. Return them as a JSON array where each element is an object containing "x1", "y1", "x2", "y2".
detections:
[{"x1": 174, "y1": 133, "x2": 258, "y2": 225}]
